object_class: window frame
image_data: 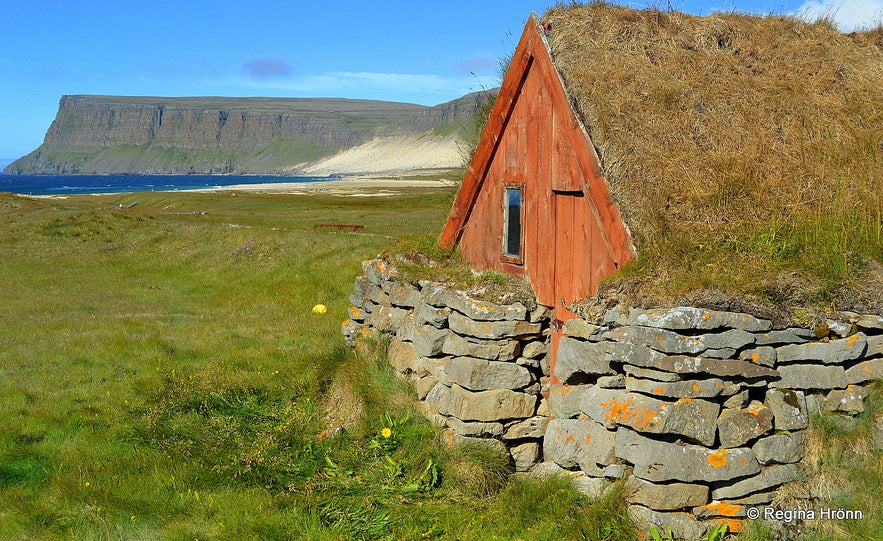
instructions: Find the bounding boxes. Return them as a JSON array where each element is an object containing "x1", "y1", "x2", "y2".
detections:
[{"x1": 501, "y1": 182, "x2": 525, "y2": 265}]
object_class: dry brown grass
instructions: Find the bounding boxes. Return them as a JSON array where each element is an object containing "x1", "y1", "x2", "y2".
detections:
[{"x1": 541, "y1": 2, "x2": 882, "y2": 307}]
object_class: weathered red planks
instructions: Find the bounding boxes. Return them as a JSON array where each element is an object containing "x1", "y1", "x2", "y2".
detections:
[{"x1": 441, "y1": 13, "x2": 635, "y2": 304}]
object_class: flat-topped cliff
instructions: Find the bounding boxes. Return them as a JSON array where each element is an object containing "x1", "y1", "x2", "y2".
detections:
[{"x1": 6, "y1": 92, "x2": 491, "y2": 175}]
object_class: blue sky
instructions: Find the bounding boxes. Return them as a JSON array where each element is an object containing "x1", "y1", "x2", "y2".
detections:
[{"x1": 1, "y1": 0, "x2": 880, "y2": 161}]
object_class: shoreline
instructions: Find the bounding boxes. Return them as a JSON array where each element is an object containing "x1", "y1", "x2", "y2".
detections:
[{"x1": 10, "y1": 170, "x2": 461, "y2": 198}]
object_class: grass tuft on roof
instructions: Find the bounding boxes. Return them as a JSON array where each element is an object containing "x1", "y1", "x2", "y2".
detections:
[{"x1": 541, "y1": 2, "x2": 882, "y2": 310}]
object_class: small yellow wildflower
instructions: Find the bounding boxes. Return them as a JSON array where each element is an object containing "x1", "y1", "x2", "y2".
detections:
[
  {"x1": 312, "y1": 304, "x2": 328, "y2": 314},
  {"x1": 380, "y1": 427, "x2": 392, "y2": 439},
  {"x1": 84, "y1": 482, "x2": 90, "y2": 487}
]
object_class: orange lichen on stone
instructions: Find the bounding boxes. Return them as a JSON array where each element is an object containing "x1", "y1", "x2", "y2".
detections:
[
  {"x1": 713, "y1": 518, "x2": 745, "y2": 533},
  {"x1": 692, "y1": 384, "x2": 700, "y2": 392},
  {"x1": 566, "y1": 434, "x2": 575, "y2": 443},
  {"x1": 603, "y1": 397, "x2": 659, "y2": 429},
  {"x1": 699, "y1": 502, "x2": 743, "y2": 517},
  {"x1": 585, "y1": 434, "x2": 592, "y2": 444},
  {"x1": 653, "y1": 387, "x2": 665, "y2": 395},
  {"x1": 704, "y1": 312, "x2": 712, "y2": 318},
  {"x1": 348, "y1": 307, "x2": 362, "y2": 319},
  {"x1": 751, "y1": 353, "x2": 760, "y2": 363},
  {"x1": 708, "y1": 449, "x2": 729, "y2": 468}
]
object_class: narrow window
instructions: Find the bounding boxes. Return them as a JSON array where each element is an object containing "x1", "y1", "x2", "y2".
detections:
[{"x1": 503, "y1": 186, "x2": 523, "y2": 263}]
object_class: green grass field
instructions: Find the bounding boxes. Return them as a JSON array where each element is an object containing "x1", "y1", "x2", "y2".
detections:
[
  {"x1": 0, "y1": 188, "x2": 638, "y2": 540},
  {"x1": 0, "y1": 188, "x2": 879, "y2": 540}
]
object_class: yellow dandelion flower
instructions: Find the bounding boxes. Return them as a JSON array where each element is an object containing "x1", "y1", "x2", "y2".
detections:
[
  {"x1": 380, "y1": 427, "x2": 392, "y2": 439},
  {"x1": 312, "y1": 304, "x2": 328, "y2": 315}
]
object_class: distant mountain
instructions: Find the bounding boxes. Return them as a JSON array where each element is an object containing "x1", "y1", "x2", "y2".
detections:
[{"x1": 5, "y1": 91, "x2": 495, "y2": 175}]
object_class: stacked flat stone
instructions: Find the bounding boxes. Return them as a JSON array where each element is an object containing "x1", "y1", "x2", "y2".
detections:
[
  {"x1": 342, "y1": 259, "x2": 550, "y2": 472},
  {"x1": 544, "y1": 306, "x2": 883, "y2": 539}
]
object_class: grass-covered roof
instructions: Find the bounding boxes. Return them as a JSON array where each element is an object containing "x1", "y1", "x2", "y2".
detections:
[{"x1": 540, "y1": 2, "x2": 882, "y2": 311}]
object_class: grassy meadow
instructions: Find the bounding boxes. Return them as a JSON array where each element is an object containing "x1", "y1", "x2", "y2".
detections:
[{"x1": 0, "y1": 188, "x2": 636, "y2": 540}]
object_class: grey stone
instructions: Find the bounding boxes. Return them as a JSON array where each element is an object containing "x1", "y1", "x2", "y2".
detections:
[
  {"x1": 625, "y1": 476, "x2": 709, "y2": 511},
  {"x1": 739, "y1": 346, "x2": 777, "y2": 368},
  {"x1": 824, "y1": 385, "x2": 867, "y2": 414},
  {"x1": 529, "y1": 305, "x2": 551, "y2": 323},
  {"x1": 604, "y1": 326, "x2": 755, "y2": 355},
  {"x1": 625, "y1": 306, "x2": 773, "y2": 332},
  {"x1": 366, "y1": 283, "x2": 391, "y2": 305},
  {"x1": 752, "y1": 432, "x2": 806, "y2": 465},
  {"x1": 854, "y1": 314, "x2": 883, "y2": 332},
  {"x1": 554, "y1": 337, "x2": 615, "y2": 383},
  {"x1": 598, "y1": 374, "x2": 627, "y2": 388},
  {"x1": 582, "y1": 387, "x2": 719, "y2": 446},
  {"x1": 625, "y1": 376, "x2": 732, "y2": 399},
  {"x1": 652, "y1": 356, "x2": 779, "y2": 379},
  {"x1": 628, "y1": 505, "x2": 708, "y2": 541},
  {"x1": 711, "y1": 463, "x2": 800, "y2": 500},
  {"x1": 825, "y1": 319, "x2": 855, "y2": 338},
  {"x1": 603, "y1": 464, "x2": 629, "y2": 479},
  {"x1": 445, "y1": 416, "x2": 504, "y2": 437},
  {"x1": 388, "y1": 339, "x2": 419, "y2": 374},
  {"x1": 414, "y1": 375, "x2": 438, "y2": 400},
  {"x1": 423, "y1": 285, "x2": 528, "y2": 321},
  {"x1": 422, "y1": 383, "x2": 451, "y2": 417},
  {"x1": 442, "y1": 430, "x2": 509, "y2": 455},
  {"x1": 341, "y1": 318, "x2": 368, "y2": 345},
  {"x1": 394, "y1": 313, "x2": 419, "y2": 341},
  {"x1": 353, "y1": 274, "x2": 372, "y2": 295},
  {"x1": 413, "y1": 301, "x2": 450, "y2": 328},
  {"x1": 510, "y1": 442, "x2": 541, "y2": 472},
  {"x1": 385, "y1": 281, "x2": 420, "y2": 308},
  {"x1": 442, "y1": 332, "x2": 517, "y2": 361},
  {"x1": 366, "y1": 304, "x2": 409, "y2": 332},
  {"x1": 548, "y1": 384, "x2": 593, "y2": 419},
  {"x1": 866, "y1": 334, "x2": 883, "y2": 358},
  {"x1": 701, "y1": 348, "x2": 738, "y2": 359},
  {"x1": 410, "y1": 325, "x2": 448, "y2": 357},
  {"x1": 725, "y1": 490, "x2": 777, "y2": 505},
  {"x1": 847, "y1": 358, "x2": 883, "y2": 384},
  {"x1": 417, "y1": 356, "x2": 453, "y2": 386},
  {"x1": 347, "y1": 304, "x2": 368, "y2": 322},
  {"x1": 624, "y1": 365, "x2": 682, "y2": 382},
  {"x1": 604, "y1": 341, "x2": 668, "y2": 368},
  {"x1": 448, "y1": 311, "x2": 542, "y2": 340},
  {"x1": 755, "y1": 328, "x2": 813, "y2": 347},
  {"x1": 772, "y1": 363, "x2": 847, "y2": 390},
  {"x1": 615, "y1": 428, "x2": 760, "y2": 483},
  {"x1": 522, "y1": 340, "x2": 547, "y2": 359},
  {"x1": 765, "y1": 389, "x2": 809, "y2": 430},
  {"x1": 543, "y1": 418, "x2": 617, "y2": 475},
  {"x1": 776, "y1": 333, "x2": 867, "y2": 364},
  {"x1": 717, "y1": 401, "x2": 775, "y2": 448},
  {"x1": 562, "y1": 318, "x2": 601, "y2": 339},
  {"x1": 363, "y1": 258, "x2": 396, "y2": 285},
  {"x1": 503, "y1": 416, "x2": 549, "y2": 440},
  {"x1": 723, "y1": 390, "x2": 750, "y2": 409},
  {"x1": 624, "y1": 306, "x2": 772, "y2": 332},
  {"x1": 515, "y1": 356, "x2": 540, "y2": 369},
  {"x1": 447, "y1": 357, "x2": 532, "y2": 391},
  {"x1": 447, "y1": 384, "x2": 536, "y2": 422}
]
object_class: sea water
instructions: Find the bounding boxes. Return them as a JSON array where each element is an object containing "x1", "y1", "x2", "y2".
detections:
[{"x1": 0, "y1": 173, "x2": 337, "y2": 196}]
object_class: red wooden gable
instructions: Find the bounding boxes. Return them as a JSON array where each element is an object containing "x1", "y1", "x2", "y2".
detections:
[{"x1": 440, "y1": 14, "x2": 635, "y2": 311}]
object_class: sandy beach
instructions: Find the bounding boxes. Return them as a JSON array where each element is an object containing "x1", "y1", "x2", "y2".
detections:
[{"x1": 193, "y1": 171, "x2": 460, "y2": 196}]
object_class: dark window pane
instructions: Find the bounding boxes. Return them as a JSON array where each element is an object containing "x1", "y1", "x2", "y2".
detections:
[{"x1": 504, "y1": 188, "x2": 522, "y2": 258}]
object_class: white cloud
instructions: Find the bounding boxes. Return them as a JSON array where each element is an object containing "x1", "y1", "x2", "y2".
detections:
[{"x1": 795, "y1": 0, "x2": 883, "y2": 31}]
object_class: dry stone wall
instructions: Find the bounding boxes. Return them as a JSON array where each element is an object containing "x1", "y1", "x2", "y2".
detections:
[
  {"x1": 548, "y1": 305, "x2": 882, "y2": 538},
  {"x1": 342, "y1": 259, "x2": 551, "y2": 472},
  {"x1": 343, "y1": 259, "x2": 883, "y2": 539}
]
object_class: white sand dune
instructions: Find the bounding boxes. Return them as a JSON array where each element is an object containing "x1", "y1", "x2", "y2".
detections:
[{"x1": 299, "y1": 133, "x2": 466, "y2": 175}]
